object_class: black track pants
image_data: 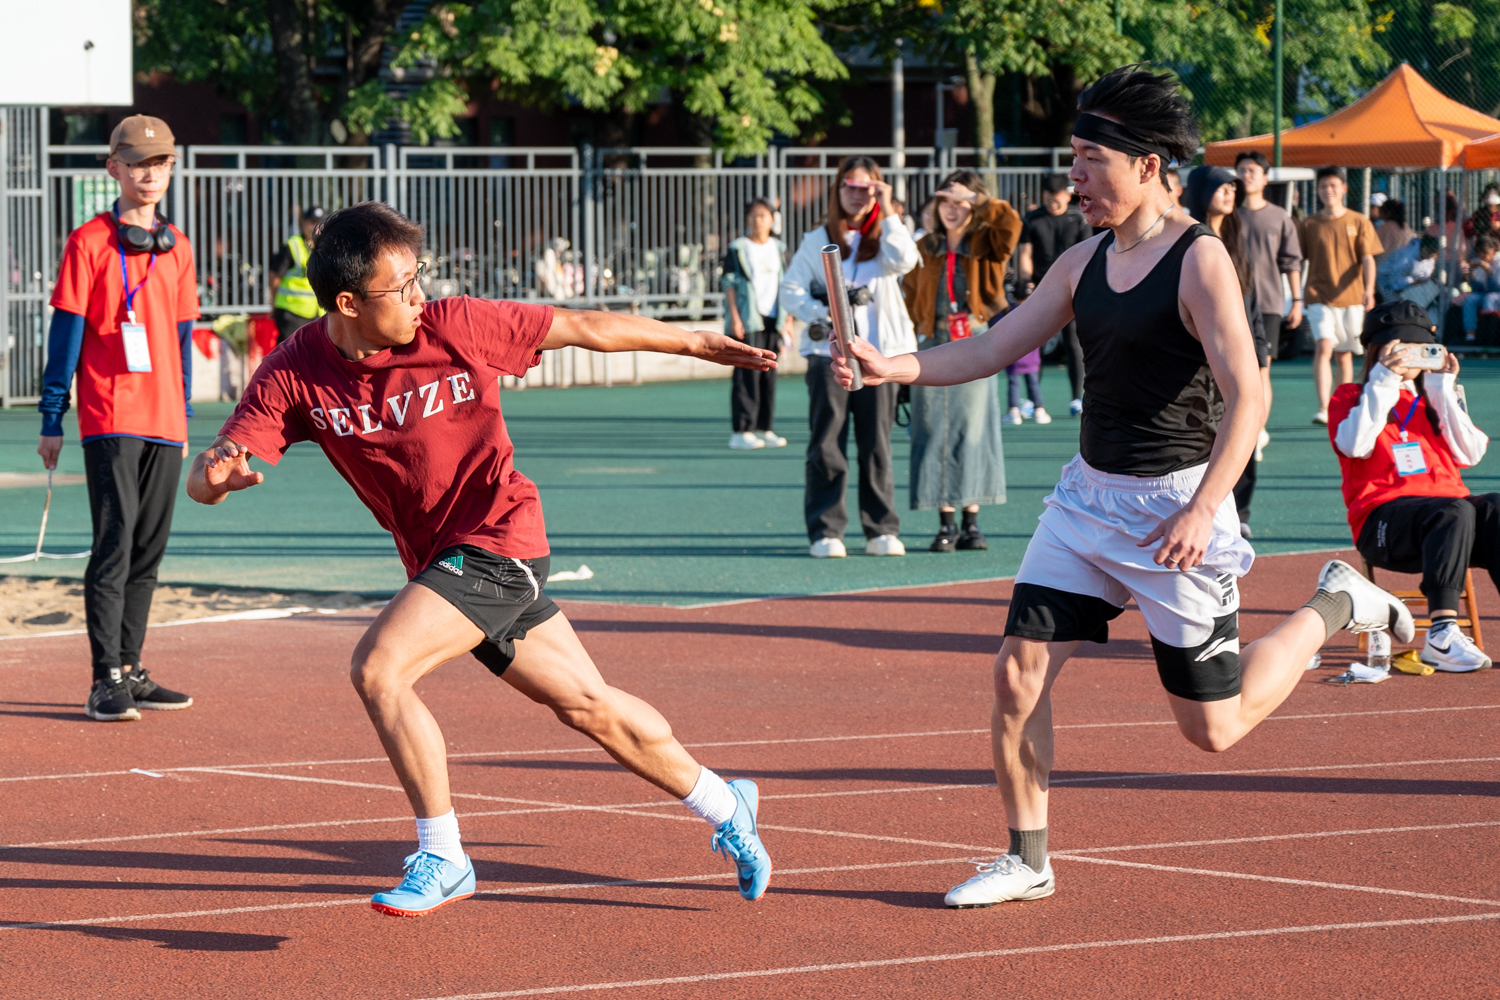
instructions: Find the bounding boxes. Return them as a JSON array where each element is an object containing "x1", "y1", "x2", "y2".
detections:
[
  {"x1": 730, "y1": 323, "x2": 778, "y2": 433},
  {"x1": 83, "y1": 437, "x2": 182, "y2": 680},
  {"x1": 1356, "y1": 494, "x2": 1500, "y2": 614},
  {"x1": 804, "y1": 354, "x2": 899, "y2": 541}
]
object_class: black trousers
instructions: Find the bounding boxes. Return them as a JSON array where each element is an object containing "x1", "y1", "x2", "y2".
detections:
[
  {"x1": 83, "y1": 437, "x2": 183, "y2": 680},
  {"x1": 730, "y1": 321, "x2": 778, "y2": 432},
  {"x1": 274, "y1": 307, "x2": 308, "y2": 344},
  {"x1": 1356, "y1": 494, "x2": 1500, "y2": 614},
  {"x1": 1262, "y1": 313, "x2": 1285, "y2": 361},
  {"x1": 1233, "y1": 459, "x2": 1256, "y2": 522},
  {"x1": 804, "y1": 354, "x2": 900, "y2": 541},
  {"x1": 1059, "y1": 320, "x2": 1085, "y2": 400}
]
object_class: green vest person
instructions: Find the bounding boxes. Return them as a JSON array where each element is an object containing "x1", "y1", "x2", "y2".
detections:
[{"x1": 270, "y1": 205, "x2": 326, "y2": 343}]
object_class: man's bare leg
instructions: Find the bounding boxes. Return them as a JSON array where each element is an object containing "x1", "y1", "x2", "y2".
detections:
[
  {"x1": 1336, "y1": 349, "x2": 1355, "y2": 388},
  {"x1": 991, "y1": 635, "x2": 1080, "y2": 831},
  {"x1": 1312, "y1": 338, "x2": 1335, "y2": 415},
  {"x1": 1167, "y1": 607, "x2": 1327, "y2": 753}
]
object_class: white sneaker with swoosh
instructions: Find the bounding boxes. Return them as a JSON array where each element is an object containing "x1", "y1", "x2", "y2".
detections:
[{"x1": 944, "y1": 855, "x2": 1055, "y2": 908}]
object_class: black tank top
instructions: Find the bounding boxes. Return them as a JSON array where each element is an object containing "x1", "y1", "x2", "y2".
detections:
[{"x1": 1072, "y1": 224, "x2": 1222, "y2": 476}]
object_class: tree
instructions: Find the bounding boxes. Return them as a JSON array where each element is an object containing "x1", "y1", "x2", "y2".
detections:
[
  {"x1": 1375, "y1": 0, "x2": 1500, "y2": 116},
  {"x1": 345, "y1": 0, "x2": 848, "y2": 155},
  {"x1": 134, "y1": 0, "x2": 406, "y2": 144}
]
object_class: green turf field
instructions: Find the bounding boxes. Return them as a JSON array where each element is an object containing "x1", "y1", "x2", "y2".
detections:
[{"x1": 5, "y1": 360, "x2": 1499, "y2": 605}]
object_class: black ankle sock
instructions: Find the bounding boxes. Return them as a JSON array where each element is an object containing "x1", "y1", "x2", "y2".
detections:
[
  {"x1": 1008, "y1": 827, "x2": 1047, "y2": 872},
  {"x1": 961, "y1": 509, "x2": 978, "y2": 530},
  {"x1": 1303, "y1": 589, "x2": 1354, "y2": 641},
  {"x1": 939, "y1": 509, "x2": 956, "y2": 528}
]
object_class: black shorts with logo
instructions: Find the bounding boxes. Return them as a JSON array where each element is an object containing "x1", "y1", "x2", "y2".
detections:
[{"x1": 411, "y1": 545, "x2": 560, "y2": 677}]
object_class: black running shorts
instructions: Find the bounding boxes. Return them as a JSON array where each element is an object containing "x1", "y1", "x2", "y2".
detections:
[{"x1": 411, "y1": 545, "x2": 560, "y2": 677}]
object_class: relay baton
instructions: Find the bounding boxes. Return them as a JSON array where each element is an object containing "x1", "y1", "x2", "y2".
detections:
[{"x1": 820, "y1": 244, "x2": 864, "y2": 391}]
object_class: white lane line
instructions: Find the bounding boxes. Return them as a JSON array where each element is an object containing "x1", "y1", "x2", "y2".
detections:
[
  {"x1": 1055, "y1": 819, "x2": 1500, "y2": 856},
  {"x1": 1055, "y1": 854, "x2": 1500, "y2": 908},
  {"x1": 128, "y1": 769, "x2": 164, "y2": 778},
  {"x1": 6, "y1": 704, "x2": 1497, "y2": 785},
  {"x1": 410, "y1": 913, "x2": 1500, "y2": 1000},
  {"x1": 1050, "y1": 754, "x2": 1500, "y2": 786},
  {"x1": 0, "y1": 856, "x2": 978, "y2": 931}
]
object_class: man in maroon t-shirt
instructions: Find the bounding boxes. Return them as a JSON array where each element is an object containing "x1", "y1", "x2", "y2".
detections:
[{"x1": 187, "y1": 203, "x2": 777, "y2": 916}]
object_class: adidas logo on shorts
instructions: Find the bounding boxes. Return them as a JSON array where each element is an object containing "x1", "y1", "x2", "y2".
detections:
[{"x1": 436, "y1": 555, "x2": 464, "y2": 577}]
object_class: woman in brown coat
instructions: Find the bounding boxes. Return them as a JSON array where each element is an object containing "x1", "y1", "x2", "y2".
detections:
[{"x1": 901, "y1": 170, "x2": 1023, "y2": 552}]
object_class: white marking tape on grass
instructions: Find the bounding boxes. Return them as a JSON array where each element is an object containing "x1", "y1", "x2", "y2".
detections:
[
  {"x1": 1054, "y1": 855, "x2": 1500, "y2": 908},
  {"x1": 411, "y1": 913, "x2": 1500, "y2": 999}
]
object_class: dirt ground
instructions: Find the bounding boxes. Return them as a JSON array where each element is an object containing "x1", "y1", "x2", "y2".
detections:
[{"x1": 0, "y1": 576, "x2": 375, "y2": 637}]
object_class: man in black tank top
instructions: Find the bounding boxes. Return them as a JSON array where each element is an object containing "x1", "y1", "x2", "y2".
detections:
[{"x1": 835, "y1": 66, "x2": 1413, "y2": 910}]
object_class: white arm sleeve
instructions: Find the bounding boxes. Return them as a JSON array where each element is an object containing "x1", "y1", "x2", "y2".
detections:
[
  {"x1": 778, "y1": 235, "x2": 830, "y2": 326},
  {"x1": 1423, "y1": 372, "x2": 1489, "y2": 467},
  {"x1": 876, "y1": 216, "x2": 920, "y2": 277},
  {"x1": 1333, "y1": 364, "x2": 1403, "y2": 459}
]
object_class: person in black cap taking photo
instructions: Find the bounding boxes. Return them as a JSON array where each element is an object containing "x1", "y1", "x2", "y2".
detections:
[
  {"x1": 270, "y1": 206, "x2": 327, "y2": 343},
  {"x1": 1327, "y1": 300, "x2": 1494, "y2": 672}
]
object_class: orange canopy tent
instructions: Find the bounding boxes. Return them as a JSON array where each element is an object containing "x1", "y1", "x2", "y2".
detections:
[
  {"x1": 1461, "y1": 132, "x2": 1500, "y2": 169},
  {"x1": 1204, "y1": 64, "x2": 1500, "y2": 169}
]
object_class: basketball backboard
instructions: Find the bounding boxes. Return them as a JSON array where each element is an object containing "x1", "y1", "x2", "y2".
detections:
[{"x1": 1, "y1": 0, "x2": 133, "y2": 106}]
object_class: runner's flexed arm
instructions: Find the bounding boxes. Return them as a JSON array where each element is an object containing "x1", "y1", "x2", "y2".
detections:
[
  {"x1": 187, "y1": 437, "x2": 263, "y2": 505},
  {"x1": 830, "y1": 234, "x2": 1098, "y2": 388},
  {"x1": 543, "y1": 308, "x2": 777, "y2": 370},
  {"x1": 1138, "y1": 236, "x2": 1266, "y2": 570}
]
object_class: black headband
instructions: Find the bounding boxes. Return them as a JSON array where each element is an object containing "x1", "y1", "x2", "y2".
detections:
[{"x1": 1072, "y1": 113, "x2": 1173, "y2": 163}]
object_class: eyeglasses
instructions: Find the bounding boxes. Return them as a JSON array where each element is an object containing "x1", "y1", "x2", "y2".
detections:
[
  {"x1": 122, "y1": 160, "x2": 175, "y2": 178},
  {"x1": 360, "y1": 262, "x2": 426, "y2": 303}
]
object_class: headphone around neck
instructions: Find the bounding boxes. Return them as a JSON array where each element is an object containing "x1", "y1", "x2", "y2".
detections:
[{"x1": 113, "y1": 201, "x2": 177, "y2": 256}]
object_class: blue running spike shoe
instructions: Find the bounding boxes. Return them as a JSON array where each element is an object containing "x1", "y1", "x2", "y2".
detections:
[
  {"x1": 370, "y1": 851, "x2": 475, "y2": 918},
  {"x1": 710, "y1": 778, "x2": 772, "y2": 901}
]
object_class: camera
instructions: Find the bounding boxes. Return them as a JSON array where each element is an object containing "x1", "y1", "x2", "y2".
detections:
[{"x1": 809, "y1": 278, "x2": 874, "y2": 310}]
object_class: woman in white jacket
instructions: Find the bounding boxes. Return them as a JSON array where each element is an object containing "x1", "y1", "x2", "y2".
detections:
[{"x1": 779, "y1": 156, "x2": 920, "y2": 558}]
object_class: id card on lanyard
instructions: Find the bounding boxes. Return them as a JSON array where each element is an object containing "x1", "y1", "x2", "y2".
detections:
[
  {"x1": 1391, "y1": 395, "x2": 1428, "y2": 476},
  {"x1": 944, "y1": 252, "x2": 972, "y2": 340},
  {"x1": 119, "y1": 245, "x2": 156, "y2": 373}
]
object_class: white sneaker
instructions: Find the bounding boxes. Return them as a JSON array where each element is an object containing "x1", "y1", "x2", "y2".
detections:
[
  {"x1": 757, "y1": 430, "x2": 787, "y2": 448},
  {"x1": 1255, "y1": 428, "x2": 1270, "y2": 463},
  {"x1": 944, "y1": 855, "x2": 1055, "y2": 908},
  {"x1": 1003, "y1": 407, "x2": 1023, "y2": 426},
  {"x1": 729, "y1": 432, "x2": 765, "y2": 450},
  {"x1": 1019, "y1": 400, "x2": 1036, "y2": 419},
  {"x1": 864, "y1": 534, "x2": 905, "y2": 556},
  {"x1": 1239, "y1": 522, "x2": 1253, "y2": 539},
  {"x1": 1316, "y1": 559, "x2": 1416, "y2": 643},
  {"x1": 1033, "y1": 407, "x2": 1052, "y2": 425},
  {"x1": 1422, "y1": 623, "x2": 1492, "y2": 672},
  {"x1": 809, "y1": 537, "x2": 846, "y2": 558},
  {"x1": 1069, "y1": 398, "x2": 1083, "y2": 417}
]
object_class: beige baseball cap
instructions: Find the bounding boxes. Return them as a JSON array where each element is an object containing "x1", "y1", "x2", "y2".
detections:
[{"x1": 109, "y1": 116, "x2": 177, "y2": 164}]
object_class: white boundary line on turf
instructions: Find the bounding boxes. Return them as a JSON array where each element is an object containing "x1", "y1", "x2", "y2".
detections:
[{"x1": 7, "y1": 703, "x2": 1496, "y2": 785}]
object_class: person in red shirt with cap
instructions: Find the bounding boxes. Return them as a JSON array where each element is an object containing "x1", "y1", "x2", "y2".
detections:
[
  {"x1": 37, "y1": 115, "x2": 198, "y2": 722},
  {"x1": 1328, "y1": 300, "x2": 1495, "y2": 672},
  {"x1": 186, "y1": 201, "x2": 778, "y2": 917}
]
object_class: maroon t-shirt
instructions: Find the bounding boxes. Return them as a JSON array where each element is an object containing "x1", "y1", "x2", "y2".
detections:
[{"x1": 219, "y1": 296, "x2": 553, "y2": 577}]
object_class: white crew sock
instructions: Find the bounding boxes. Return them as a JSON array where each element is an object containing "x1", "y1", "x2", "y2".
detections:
[
  {"x1": 680, "y1": 767, "x2": 738, "y2": 827},
  {"x1": 415, "y1": 809, "x2": 466, "y2": 867}
]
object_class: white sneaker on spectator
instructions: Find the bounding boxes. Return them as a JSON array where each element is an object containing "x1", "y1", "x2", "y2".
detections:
[
  {"x1": 1019, "y1": 400, "x2": 1036, "y2": 419},
  {"x1": 809, "y1": 537, "x2": 846, "y2": 558},
  {"x1": 865, "y1": 535, "x2": 905, "y2": 556},
  {"x1": 729, "y1": 432, "x2": 765, "y2": 450},
  {"x1": 1003, "y1": 407, "x2": 1024, "y2": 426},
  {"x1": 1069, "y1": 398, "x2": 1083, "y2": 417},
  {"x1": 1033, "y1": 407, "x2": 1052, "y2": 425},
  {"x1": 757, "y1": 430, "x2": 787, "y2": 448},
  {"x1": 1255, "y1": 428, "x2": 1270, "y2": 462},
  {"x1": 1422, "y1": 622, "x2": 1492, "y2": 672}
]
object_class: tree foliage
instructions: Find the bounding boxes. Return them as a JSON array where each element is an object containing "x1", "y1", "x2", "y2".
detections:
[{"x1": 346, "y1": 0, "x2": 848, "y2": 154}]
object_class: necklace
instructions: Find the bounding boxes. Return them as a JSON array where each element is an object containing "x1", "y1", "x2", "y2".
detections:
[{"x1": 1110, "y1": 206, "x2": 1174, "y2": 254}]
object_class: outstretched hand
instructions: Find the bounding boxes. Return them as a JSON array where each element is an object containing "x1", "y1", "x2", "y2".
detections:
[
  {"x1": 830, "y1": 335, "x2": 897, "y2": 388},
  {"x1": 690, "y1": 331, "x2": 778, "y2": 370},
  {"x1": 189, "y1": 439, "x2": 264, "y2": 504},
  {"x1": 1138, "y1": 503, "x2": 1215, "y2": 571}
]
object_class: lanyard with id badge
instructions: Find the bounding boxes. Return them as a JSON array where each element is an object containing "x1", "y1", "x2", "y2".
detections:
[
  {"x1": 119, "y1": 245, "x2": 156, "y2": 373},
  {"x1": 944, "y1": 252, "x2": 972, "y2": 340},
  {"x1": 1391, "y1": 395, "x2": 1428, "y2": 476}
]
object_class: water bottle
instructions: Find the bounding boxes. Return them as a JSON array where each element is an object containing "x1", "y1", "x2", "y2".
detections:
[{"x1": 1366, "y1": 629, "x2": 1391, "y2": 672}]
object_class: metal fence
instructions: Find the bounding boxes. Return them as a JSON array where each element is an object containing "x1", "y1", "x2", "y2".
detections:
[{"x1": 2, "y1": 108, "x2": 1077, "y2": 405}]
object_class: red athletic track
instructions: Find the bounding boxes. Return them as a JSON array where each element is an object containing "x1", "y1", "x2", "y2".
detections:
[{"x1": 3, "y1": 548, "x2": 1498, "y2": 999}]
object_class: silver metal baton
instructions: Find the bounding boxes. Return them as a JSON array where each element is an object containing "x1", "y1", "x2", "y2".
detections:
[{"x1": 820, "y1": 244, "x2": 864, "y2": 391}]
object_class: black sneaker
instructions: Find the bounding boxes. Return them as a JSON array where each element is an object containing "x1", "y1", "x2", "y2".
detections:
[
  {"x1": 956, "y1": 525, "x2": 988, "y2": 551},
  {"x1": 86, "y1": 670, "x2": 141, "y2": 722},
  {"x1": 125, "y1": 666, "x2": 193, "y2": 711},
  {"x1": 929, "y1": 525, "x2": 958, "y2": 553}
]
